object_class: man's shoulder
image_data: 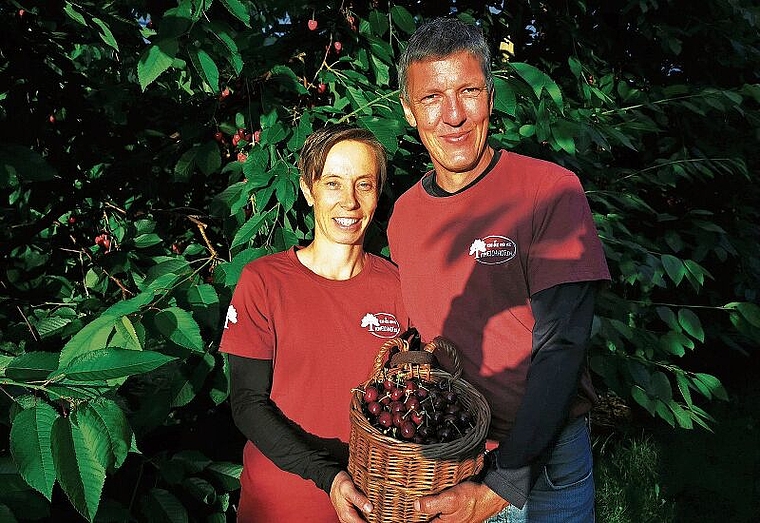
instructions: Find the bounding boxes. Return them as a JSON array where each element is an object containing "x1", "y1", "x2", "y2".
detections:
[{"x1": 500, "y1": 150, "x2": 576, "y2": 180}]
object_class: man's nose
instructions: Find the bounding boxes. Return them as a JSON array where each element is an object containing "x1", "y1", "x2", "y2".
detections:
[{"x1": 442, "y1": 93, "x2": 466, "y2": 126}]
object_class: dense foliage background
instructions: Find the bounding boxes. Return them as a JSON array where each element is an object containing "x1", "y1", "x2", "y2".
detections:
[{"x1": 1, "y1": 0, "x2": 758, "y2": 521}]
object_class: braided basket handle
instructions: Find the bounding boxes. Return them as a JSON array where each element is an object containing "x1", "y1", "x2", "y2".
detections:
[
  {"x1": 423, "y1": 336, "x2": 462, "y2": 381},
  {"x1": 369, "y1": 337, "x2": 408, "y2": 379}
]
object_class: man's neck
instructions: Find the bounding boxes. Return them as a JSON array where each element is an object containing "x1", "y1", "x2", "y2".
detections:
[{"x1": 434, "y1": 147, "x2": 496, "y2": 193}]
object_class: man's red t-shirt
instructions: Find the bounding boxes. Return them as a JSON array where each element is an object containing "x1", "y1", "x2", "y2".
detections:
[
  {"x1": 387, "y1": 151, "x2": 610, "y2": 440},
  {"x1": 220, "y1": 248, "x2": 408, "y2": 522}
]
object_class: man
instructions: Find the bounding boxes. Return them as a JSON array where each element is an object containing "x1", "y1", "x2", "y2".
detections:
[{"x1": 387, "y1": 17, "x2": 610, "y2": 522}]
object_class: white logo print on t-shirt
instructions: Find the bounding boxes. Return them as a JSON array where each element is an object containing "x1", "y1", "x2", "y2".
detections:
[
  {"x1": 224, "y1": 305, "x2": 238, "y2": 329},
  {"x1": 360, "y1": 312, "x2": 400, "y2": 339},
  {"x1": 468, "y1": 235, "x2": 517, "y2": 265}
]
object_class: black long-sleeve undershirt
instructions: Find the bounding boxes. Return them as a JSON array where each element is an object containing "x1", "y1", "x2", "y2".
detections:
[
  {"x1": 228, "y1": 355, "x2": 345, "y2": 494},
  {"x1": 482, "y1": 280, "x2": 598, "y2": 509}
]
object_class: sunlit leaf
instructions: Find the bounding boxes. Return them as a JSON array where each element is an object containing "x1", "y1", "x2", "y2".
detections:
[
  {"x1": 154, "y1": 308, "x2": 204, "y2": 352},
  {"x1": 52, "y1": 417, "x2": 106, "y2": 521}
]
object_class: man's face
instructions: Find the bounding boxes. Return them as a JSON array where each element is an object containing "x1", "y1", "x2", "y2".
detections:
[
  {"x1": 401, "y1": 50, "x2": 494, "y2": 184},
  {"x1": 299, "y1": 140, "x2": 379, "y2": 248}
]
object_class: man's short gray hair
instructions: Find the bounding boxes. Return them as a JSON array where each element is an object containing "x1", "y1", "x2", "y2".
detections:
[{"x1": 398, "y1": 17, "x2": 493, "y2": 100}]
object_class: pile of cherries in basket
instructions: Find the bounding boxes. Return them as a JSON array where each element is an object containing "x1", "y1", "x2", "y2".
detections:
[{"x1": 359, "y1": 375, "x2": 475, "y2": 444}]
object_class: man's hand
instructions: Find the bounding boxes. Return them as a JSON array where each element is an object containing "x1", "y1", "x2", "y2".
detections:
[
  {"x1": 414, "y1": 481, "x2": 508, "y2": 522},
  {"x1": 329, "y1": 470, "x2": 373, "y2": 523}
]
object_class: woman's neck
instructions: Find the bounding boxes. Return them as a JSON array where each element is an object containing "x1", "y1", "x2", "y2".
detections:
[{"x1": 296, "y1": 241, "x2": 367, "y2": 280}]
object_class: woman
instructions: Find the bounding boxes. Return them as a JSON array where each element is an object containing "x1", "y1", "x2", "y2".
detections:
[{"x1": 219, "y1": 124, "x2": 408, "y2": 522}]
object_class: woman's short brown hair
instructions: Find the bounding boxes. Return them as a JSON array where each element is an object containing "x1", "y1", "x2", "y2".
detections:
[{"x1": 298, "y1": 123, "x2": 388, "y2": 193}]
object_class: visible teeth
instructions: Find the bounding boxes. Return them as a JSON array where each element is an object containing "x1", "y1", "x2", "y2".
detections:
[{"x1": 335, "y1": 218, "x2": 359, "y2": 226}]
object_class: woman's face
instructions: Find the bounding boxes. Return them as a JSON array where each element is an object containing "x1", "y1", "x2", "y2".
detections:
[{"x1": 300, "y1": 140, "x2": 380, "y2": 247}]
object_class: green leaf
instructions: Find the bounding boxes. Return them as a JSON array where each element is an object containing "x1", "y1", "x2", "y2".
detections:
[
  {"x1": 493, "y1": 77, "x2": 517, "y2": 116},
  {"x1": 231, "y1": 208, "x2": 276, "y2": 250},
  {"x1": 511, "y1": 62, "x2": 563, "y2": 111},
  {"x1": 52, "y1": 416, "x2": 106, "y2": 521},
  {"x1": 647, "y1": 371, "x2": 673, "y2": 402},
  {"x1": 138, "y1": 39, "x2": 179, "y2": 91},
  {"x1": 390, "y1": 5, "x2": 416, "y2": 34},
  {"x1": 661, "y1": 254, "x2": 685, "y2": 286},
  {"x1": 59, "y1": 316, "x2": 117, "y2": 368},
  {"x1": 359, "y1": 116, "x2": 404, "y2": 154},
  {"x1": 631, "y1": 386, "x2": 656, "y2": 416},
  {"x1": 368, "y1": 10, "x2": 389, "y2": 36},
  {"x1": 154, "y1": 308, "x2": 204, "y2": 352},
  {"x1": 10, "y1": 404, "x2": 59, "y2": 500},
  {"x1": 104, "y1": 290, "x2": 156, "y2": 317},
  {"x1": 218, "y1": 0, "x2": 250, "y2": 27},
  {"x1": 654, "y1": 399, "x2": 675, "y2": 427},
  {"x1": 270, "y1": 65, "x2": 309, "y2": 95},
  {"x1": 274, "y1": 172, "x2": 297, "y2": 211},
  {"x1": 205, "y1": 461, "x2": 242, "y2": 492},
  {"x1": 196, "y1": 141, "x2": 222, "y2": 176},
  {"x1": 55, "y1": 349, "x2": 176, "y2": 381},
  {"x1": 170, "y1": 353, "x2": 214, "y2": 408},
  {"x1": 174, "y1": 147, "x2": 197, "y2": 182},
  {"x1": 73, "y1": 400, "x2": 132, "y2": 474},
  {"x1": 725, "y1": 301, "x2": 760, "y2": 328},
  {"x1": 35, "y1": 314, "x2": 74, "y2": 340},
  {"x1": 656, "y1": 306, "x2": 679, "y2": 330},
  {"x1": 133, "y1": 233, "x2": 162, "y2": 249},
  {"x1": 694, "y1": 373, "x2": 728, "y2": 401},
  {"x1": 4, "y1": 352, "x2": 58, "y2": 381},
  {"x1": 191, "y1": 49, "x2": 219, "y2": 92},
  {"x1": 677, "y1": 308, "x2": 704, "y2": 342},
  {"x1": 205, "y1": 22, "x2": 243, "y2": 75},
  {"x1": 287, "y1": 114, "x2": 312, "y2": 152},
  {"x1": 181, "y1": 476, "x2": 216, "y2": 504},
  {"x1": 209, "y1": 354, "x2": 230, "y2": 405},
  {"x1": 551, "y1": 119, "x2": 576, "y2": 155},
  {"x1": 186, "y1": 284, "x2": 219, "y2": 329},
  {"x1": 0, "y1": 145, "x2": 57, "y2": 182},
  {"x1": 213, "y1": 248, "x2": 268, "y2": 287},
  {"x1": 658, "y1": 331, "x2": 691, "y2": 356},
  {"x1": 63, "y1": 2, "x2": 87, "y2": 26},
  {"x1": 675, "y1": 372, "x2": 693, "y2": 407},
  {"x1": 91, "y1": 17, "x2": 119, "y2": 52},
  {"x1": 141, "y1": 488, "x2": 189, "y2": 523},
  {"x1": 668, "y1": 400, "x2": 693, "y2": 429}
]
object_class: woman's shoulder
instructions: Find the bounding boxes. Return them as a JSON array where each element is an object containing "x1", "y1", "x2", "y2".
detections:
[{"x1": 366, "y1": 252, "x2": 400, "y2": 279}]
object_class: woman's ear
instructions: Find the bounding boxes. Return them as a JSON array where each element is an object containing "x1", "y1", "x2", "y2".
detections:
[{"x1": 299, "y1": 176, "x2": 314, "y2": 207}]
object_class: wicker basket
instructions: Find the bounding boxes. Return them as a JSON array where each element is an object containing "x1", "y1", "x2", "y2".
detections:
[{"x1": 348, "y1": 336, "x2": 491, "y2": 523}]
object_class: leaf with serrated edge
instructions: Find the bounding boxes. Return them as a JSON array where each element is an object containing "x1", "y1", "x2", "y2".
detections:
[
  {"x1": 154, "y1": 308, "x2": 204, "y2": 352},
  {"x1": 10, "y1": 404, "x2": 59, "y2": 500},
  {"x1": 59, "y1": 315, "x2": 116, "y2": 368},
  {"x1": 57, "y1": 348, "x2": 176, "y2": 381},
  {"x1": 73, "y1": 400, "x2": 131, "y2": 474},
  {"x1": 52, "y1": 417, "x2": 106, "y2": 521}
]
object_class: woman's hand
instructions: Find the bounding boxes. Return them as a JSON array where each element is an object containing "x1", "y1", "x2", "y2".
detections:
[{"x1": 330, "y1": 470, "x2": 373, "y2": 523}]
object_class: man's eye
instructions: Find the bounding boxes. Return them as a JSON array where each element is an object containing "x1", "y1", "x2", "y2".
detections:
[
  {"x1": 325, "y1": 181, "x2": 340, "y2": 188},
  {"x1": 358, "y1": 182, "x2": 374, "y2": 190}
]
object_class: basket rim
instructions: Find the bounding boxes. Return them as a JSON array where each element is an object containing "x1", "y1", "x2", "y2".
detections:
[{"x1": 350, "y1": 369, "x2": 490, "y2": 455}]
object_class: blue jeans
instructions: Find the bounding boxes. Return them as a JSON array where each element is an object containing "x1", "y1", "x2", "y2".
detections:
[{"x1": 485, "y1": 416, "x2": 595, "y2": 523}]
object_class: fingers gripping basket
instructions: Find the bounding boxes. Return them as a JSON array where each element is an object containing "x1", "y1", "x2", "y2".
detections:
[{"x1": 348, "y1": 336, "x2": 491, "y2": 523}]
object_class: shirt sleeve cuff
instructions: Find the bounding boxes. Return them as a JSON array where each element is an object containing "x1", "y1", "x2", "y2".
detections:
[{"x1": 482, "y1": 452, "x2": 531, "y2": 510}]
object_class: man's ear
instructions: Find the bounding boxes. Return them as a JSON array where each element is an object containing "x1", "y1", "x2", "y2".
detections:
[
  {"x1": 400, "y1": 96, "x2": 417, "y2": 127},
  {"x1": 299, "y1": 177, "x2": 314, "y2": 207}
]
